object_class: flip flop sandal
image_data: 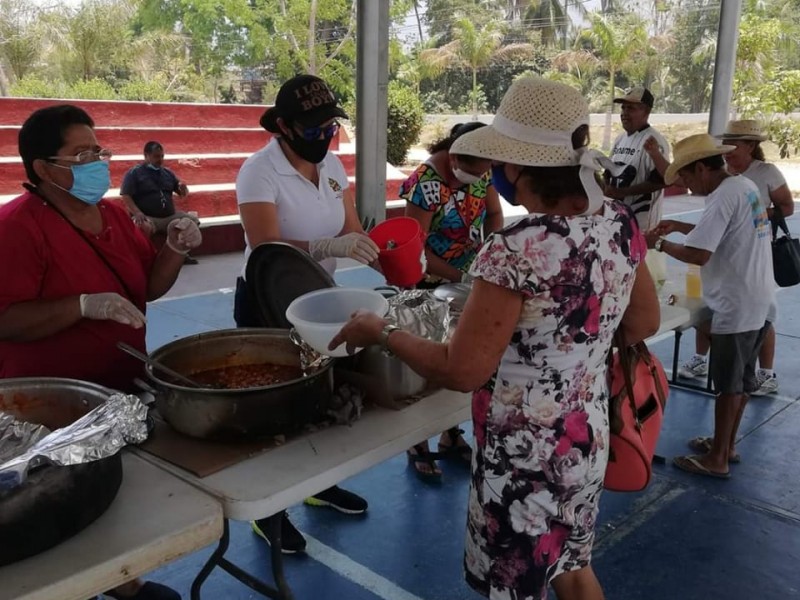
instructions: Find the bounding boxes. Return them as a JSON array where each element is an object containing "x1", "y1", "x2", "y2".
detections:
[
  {"x1": 673, "y1": 454, "x2": 730, "y2": 479},
  {"x1": 437, "y1": 427, "x2": 473, "y2": 466},
  {"x1": 687, "y1": 436, "x2": 741, "y2": 463},
  {"x1": 407, "y1": 443, "x2": 442, "y2": 484}
]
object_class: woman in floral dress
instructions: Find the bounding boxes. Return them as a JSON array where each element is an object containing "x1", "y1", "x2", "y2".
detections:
[{"x1": 331, "y1": 77, "x2": 660, "y2": 600}]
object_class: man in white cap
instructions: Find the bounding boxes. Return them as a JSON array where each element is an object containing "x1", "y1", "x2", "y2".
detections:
[
  {"x1": 605, "y1": 87, "x2": 670, "y2": 231},
  {"x1": 645, "y1": 133, "x2": 773, "y2": 479}
]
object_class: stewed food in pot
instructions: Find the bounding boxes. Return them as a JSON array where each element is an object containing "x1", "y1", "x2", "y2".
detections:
[{"x1": 191, "y1": 363, "x2": 303, "y2": 389}]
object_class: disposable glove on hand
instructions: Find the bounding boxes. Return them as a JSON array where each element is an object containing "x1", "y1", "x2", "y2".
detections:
[
  {"x1": 308, "y1": 233, "x2": 380, "y2": 265},
  {"x1": 166, "y1": 217, "x2": 202, "y2": 255},
  {"x1": 80, "y1": 293, "x2": 146, "y2": 328}
]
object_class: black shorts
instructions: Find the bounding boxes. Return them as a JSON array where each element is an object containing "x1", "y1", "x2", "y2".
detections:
[{"x1": 710, "y1": 323, "x2": 769, "y2": 395}]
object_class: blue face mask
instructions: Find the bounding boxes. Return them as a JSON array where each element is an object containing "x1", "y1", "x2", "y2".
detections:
[
  {"x1": 491, "y1": 164, "x2": 519, "y2": 206},
  {"x1": 51, "y1": 161, "x2": 111, "y2": 205}
]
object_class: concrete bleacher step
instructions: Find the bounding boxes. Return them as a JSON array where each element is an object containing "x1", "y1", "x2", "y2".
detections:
[
  {"x1": 0, "y1": 98, "x2": 268, "y2": 128},
  {"x1": 0, "y1": 151, "x2": 379, "y2": 194},
  {"x1": 0, "y1": 97, "x2": 407, "y2": 257},
  {"x1": 0, "y1": 125, "x2": 272, "y2": 156},
  {"x1": 0, "y1": 160, "x2": 407, "y2": 204}
]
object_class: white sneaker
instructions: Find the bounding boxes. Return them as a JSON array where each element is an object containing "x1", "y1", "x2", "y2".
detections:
[
  {"x1": 678, "y1": 355, "x2": 708, "y2": 379},
  {"x1": 752, "y1": 372, "x2": 779, "y2": 396}
]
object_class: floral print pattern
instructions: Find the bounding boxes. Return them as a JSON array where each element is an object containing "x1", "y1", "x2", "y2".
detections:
[
  {"x1": 399, "y1": 162, "x2": 492, "y2": 272},
  {"x1": 464, "y1": 200, "x2": 645, "y2": 599}
]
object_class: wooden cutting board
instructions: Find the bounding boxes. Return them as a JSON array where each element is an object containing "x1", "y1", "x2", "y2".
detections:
[{"x1": 138, "y1": 416, "x2": 282, "y2": 478}]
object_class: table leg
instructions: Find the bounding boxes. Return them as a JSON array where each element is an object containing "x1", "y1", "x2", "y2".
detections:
[
  {"x1": 190, "y1": 514, "x2": 295, "y2": 599},
  {"x1": 671, "y1": 330, "x2": 682, "y2": 385},
  {"x1": 190, "y1": 518, "x2": 231, "y2": 600}
]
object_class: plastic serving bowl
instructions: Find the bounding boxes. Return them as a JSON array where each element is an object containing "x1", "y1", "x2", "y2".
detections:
[{"x1": 285, "y1": 288, "x2": 389, "y2": 357}]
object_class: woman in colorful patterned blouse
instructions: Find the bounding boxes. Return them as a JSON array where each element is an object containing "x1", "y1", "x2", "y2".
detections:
[
  {"x1": 400, "y1": 122, "x2": 504, "y2": 285},
  {"x1": 330, "y1": 77, "x2": 660, "y2": 600},
  {"x1": 399, "y1": 122, "x2": 505, "y2": 481}
]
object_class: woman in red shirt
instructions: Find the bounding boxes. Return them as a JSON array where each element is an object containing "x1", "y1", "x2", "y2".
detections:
[{"x1": 0, "y1": 104, "x2": 200, "y2": 600}]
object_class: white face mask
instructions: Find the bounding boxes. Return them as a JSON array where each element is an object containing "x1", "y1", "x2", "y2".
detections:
[{"x1": 452, "y1": 167, "x2": 481, "y2": 185}]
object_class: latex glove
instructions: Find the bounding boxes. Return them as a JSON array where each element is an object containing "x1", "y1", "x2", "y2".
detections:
[
  {"x1": 80, "y1": 293, "x2": 146, "y2": 328},
  {"x1": 308, "y1": 233, "x2": 379, "y2": 265},
  {"x1": 166, "y1": 217, "x2": 202, "y2": 255}
]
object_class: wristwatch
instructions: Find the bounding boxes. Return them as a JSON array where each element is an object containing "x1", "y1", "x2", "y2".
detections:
[
  {"x1": 379, "y1": 324, "x2": 401, "y2": 356},
  {"x1": 654, "y1": 237, "x2": 666, "y2": 252}
]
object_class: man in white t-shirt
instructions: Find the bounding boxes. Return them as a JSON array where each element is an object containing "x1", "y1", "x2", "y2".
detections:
[
  {"x1": 644, "y1": 134, "x2": 773, "y2": 479},
  {"x1": 604, "y1": 87, "x2": 670, "y2": 231}
]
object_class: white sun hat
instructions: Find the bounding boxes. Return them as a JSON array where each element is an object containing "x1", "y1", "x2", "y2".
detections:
[
  {"x1": 718, "y1": 119, "x2": 768, "y2": 142},
  {"x1": 451, "y1": 76, "x2": 622, "y2": 213}
]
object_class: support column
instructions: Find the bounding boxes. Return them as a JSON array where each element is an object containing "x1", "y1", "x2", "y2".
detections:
[
  {"x1": 355, "y1": 0, "x2": 390, "y2": 225},
  {"x1": 708, "y1": 0, "x2": 743, "y2": 136}
]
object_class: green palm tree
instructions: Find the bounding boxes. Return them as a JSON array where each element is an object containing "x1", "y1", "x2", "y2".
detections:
[
  {"x1": 580, "y1": 13, "x2": 647, "y2": 149},
  {"x1": 419, "y1": 17, "x2": 505, "y2": 117},
  {"x1": 509, "y1": 1, "x2": 586, "y2": 49}
]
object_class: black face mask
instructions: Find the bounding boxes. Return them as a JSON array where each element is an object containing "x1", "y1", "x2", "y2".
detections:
[{"x1": 284, "y1": 132, "x2": 332, "y2": 164}]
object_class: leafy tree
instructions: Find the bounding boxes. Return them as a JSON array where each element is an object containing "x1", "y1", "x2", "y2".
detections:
[
  {"x1": 386, "y1": 80, "x2": 424, "y2": 165},
  {"x1": 419, "y1": 17, "x2": 504, "y2": 116},
  {"x1": 0, "y1": 0, "x2": 43, "y2": 84},
  {"x1": 665, "y1": 0, "x2": 719, "y2": 112},
  {"x1": 578, "y1": 12, "x2": 647, "y2": 148},
  {"x1": 43, "y1": 0, "x2": 135, "y2": 83},
  {"x1": 10, "y1": 75, "x2": 66, "y2": 98}
]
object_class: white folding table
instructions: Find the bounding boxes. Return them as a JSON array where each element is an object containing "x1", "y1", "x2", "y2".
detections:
[
  {"x1": 134, "y1": 387, "x2": 471, "y2": 600},
  {"x1": 0, "y1": 452, "x2": 223, "y2": 600}
]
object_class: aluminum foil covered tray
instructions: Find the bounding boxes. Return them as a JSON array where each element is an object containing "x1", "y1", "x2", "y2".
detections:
[{"x1": 0, "y1": 393, "x2": 148, "y2": 491}]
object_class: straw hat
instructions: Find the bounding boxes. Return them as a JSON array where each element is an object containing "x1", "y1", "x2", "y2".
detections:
[
  {"x1": 718, "y1": 119, "x2": 768, "y2": 142},
  {"x1": 664, "y1": 134, "x2": 735, "y2": 185},
  {"x1": 450, "y1": 76, "x2": 589, "y2": 167}
]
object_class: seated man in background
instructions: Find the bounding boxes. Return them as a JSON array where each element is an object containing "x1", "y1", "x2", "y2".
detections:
[{"x1": 120, "y1": 141, "x2": 199, "y2": 264}]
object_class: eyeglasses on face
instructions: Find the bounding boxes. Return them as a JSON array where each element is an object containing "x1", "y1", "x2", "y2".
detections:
[
  {"x1": 48, "y1": 148, "x2": 113, "y2": 164},
  {"x1": 296, "y1": 122, "x2": 340, "y2": 141}
]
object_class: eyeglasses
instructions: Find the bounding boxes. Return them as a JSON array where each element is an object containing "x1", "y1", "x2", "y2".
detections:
[
  {"x1": 48, "y1": 148, "x2": 113, "y2": 164},
  {"x1": 296, "y1": 122, "x2": 340, "y2": 141}
]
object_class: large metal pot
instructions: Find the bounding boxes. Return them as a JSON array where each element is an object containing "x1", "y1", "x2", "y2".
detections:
[
  {"x1": 0, "y1": 378, "x2": 123, "y2": 566},
  {"x1": 146, "y1": 328, "x2": 334, "y2": 440},
  {"x1": 353, "y1": 347, "x2": 428, "y2": 401}
]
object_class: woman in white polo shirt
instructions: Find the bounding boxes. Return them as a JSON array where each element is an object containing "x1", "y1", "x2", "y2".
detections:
[{"x1": 234, "y1": 74, "x2": 379, "y2": 555}]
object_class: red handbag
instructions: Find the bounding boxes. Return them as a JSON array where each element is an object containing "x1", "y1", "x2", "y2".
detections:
[{"x1": 604, "y1": 332, "x2": 669, "y2": 492}]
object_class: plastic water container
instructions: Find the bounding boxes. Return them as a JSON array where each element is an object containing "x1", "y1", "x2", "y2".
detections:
[
  {"x1": 685, "y1": 264, "x2": 702, "y2": 299},
  {"x1": 285, "y1": 288, "x2": 389, "y2": 357}
]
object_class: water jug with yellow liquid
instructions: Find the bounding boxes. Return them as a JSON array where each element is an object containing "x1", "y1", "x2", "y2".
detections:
[{"x1": 685, "y1": 264, "x2": 702, "y2": 299}]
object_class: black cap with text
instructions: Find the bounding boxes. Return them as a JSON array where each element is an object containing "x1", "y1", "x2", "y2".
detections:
[{"x1": 260, "y1": 74, "x2": 349, "y2": 133}]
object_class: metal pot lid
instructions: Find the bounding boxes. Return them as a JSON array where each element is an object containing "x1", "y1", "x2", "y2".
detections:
[{"x1": 245, "y1": 242, "x2": 335, "y2": 328}]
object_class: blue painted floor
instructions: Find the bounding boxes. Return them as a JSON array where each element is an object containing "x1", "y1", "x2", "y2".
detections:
[{"x1": 139, "y1": 209, "x2": 800, "y2": 599}]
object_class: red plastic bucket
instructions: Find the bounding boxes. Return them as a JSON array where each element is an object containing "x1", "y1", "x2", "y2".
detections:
[{"x1": 369, "y1": 217, "x2": 427, "y2": 288}]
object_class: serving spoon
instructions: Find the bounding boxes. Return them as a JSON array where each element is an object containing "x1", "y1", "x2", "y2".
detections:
[{"x1": 117, "y1": 342, "x2": 207, "y2": 389}]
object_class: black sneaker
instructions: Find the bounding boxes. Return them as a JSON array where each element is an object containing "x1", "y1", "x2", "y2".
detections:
[
  {"x1": 251, "y1": 513, "x2": 307, "y2": 554},
  {"x1": 304, "y1": 486, "x2": 368, "y2": 514},
  {"x1": 183, "y1": 254, "x2": 199, "y2": 265},
  {"x1": 105, "y1": 581, "x2": 180, "y2": 600}
]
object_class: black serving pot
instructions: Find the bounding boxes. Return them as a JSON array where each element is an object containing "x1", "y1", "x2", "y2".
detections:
[{"x1": 0, "y1": 378, "x2": 123, "y2": 566}]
